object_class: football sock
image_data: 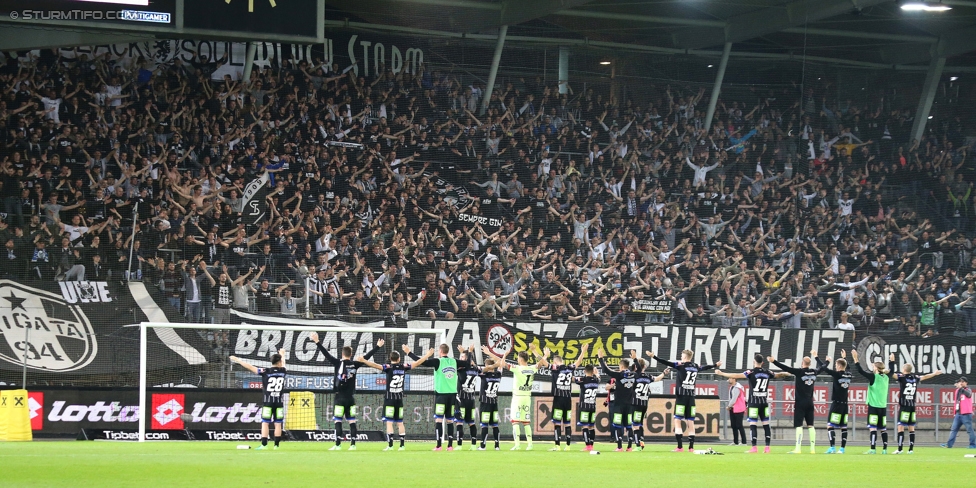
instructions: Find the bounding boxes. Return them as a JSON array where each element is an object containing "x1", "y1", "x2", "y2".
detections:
[
  {"x1": 627, "y1": 428, "x2": 635, "y2": 449},
  {"x1": 470, "y1": 425, "x2": 477, "y2": 445},
  {"x1": 841, "y1": 429, "x2": 848, "y2": 448},
  {"x1": 675, "y1": 433, "x2": 683, "y2": 449},
  {"x1": 688, "y1": 434, "x2": 695, "y2": 450},
  {"x1": 897, "y1": 431, "x2": 904, "y2": 450},
  {"x1": 387, "y1": 433, "x2": 393, "y2": 448},
  {"x1": 881, "y1": 431, "x2": 888, "y2": 450},
  {"x1": 274, "y1": 436, "x2": 281, "y2": 447},
  {"x1": 808, "y1": 427, "x2": 816, "y2": 449},
  {"x1": 512, "y1": 425, "x2": 521, "y2": 445},
  {"x1": 795, "y1": 427, "x2": 803, "y2": 450},
  {"x1": 828, "y1": 427, "x2": 835, "y2": 447},
  {"x1": 261, "y1": 437, "x2": 268, "y2": 447},
  {"x1": 349, "y1": 423, "x2": 358, "y2": 446},
  {"x1": 565, "y1": 427, "x2": 572, "y2": 446},
  {"x1": 555, "y1": 426, "x2": 562, "y2": 446},
  {"x1": 909, "y1": 432, "x2": 915, "y2": 451},
  {"x1": 399, "y1": 434, "x2": 405, "y2": 448},
  {"x1": 446, "y1": 424, "x2": 454, "y2": 447},
  {"x1": 335, "y1": 423, "x2": 344, "y2": 447},
  {"x1": 763, "y1": 424, "x2": 771, "y2": 446},
  {"x1": 435, "y1": 423, "x2": 443, "y2": 448},
  {"x1": 525, "y1": 427, "x2": 532, "y2": 445},
  {"x1": 492, "y1": 427, "x2": 500, "y2": 447},
  {"x1": 751, "y1": 425, "x2": 758, "y2": 446},
  {"x1": 870, "y1": 431, "x2": 877, "y2": 450}
]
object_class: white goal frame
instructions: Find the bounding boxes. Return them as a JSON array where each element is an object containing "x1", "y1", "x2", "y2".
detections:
[{"x1": 136, "y1": 322, "x2": 446, "y2": 442}]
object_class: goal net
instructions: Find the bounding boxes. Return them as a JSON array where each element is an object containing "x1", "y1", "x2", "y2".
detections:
[{"x1": 137, "y1": 322, "x2": 444, "y2": 441}]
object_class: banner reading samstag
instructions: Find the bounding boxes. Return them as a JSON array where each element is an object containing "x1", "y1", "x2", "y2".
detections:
[{"x1": 404, "y1": 320, "x2": 975, "y2": 384}]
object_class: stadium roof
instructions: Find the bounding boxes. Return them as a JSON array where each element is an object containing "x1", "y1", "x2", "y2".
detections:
[{"x1": 322, "y1": 0, "x2": 976, "y2": 70}]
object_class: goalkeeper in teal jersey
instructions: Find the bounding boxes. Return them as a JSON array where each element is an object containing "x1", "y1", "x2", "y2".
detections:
[
  {"x1": 483, "y1": 343, "x2": 547, "y2": 450},
  {"x1": 851, "y1": 349, "x2": 890, "y2": 454}
]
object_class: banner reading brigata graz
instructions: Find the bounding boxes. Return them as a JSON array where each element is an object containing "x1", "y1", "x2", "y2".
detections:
[
  {"x1": 227, "y1": 310, "x2": 392, "y2": 373},
  {"x1": 403, "y1": 320, "x2": 976, "y2": 384},
  {"x1": 0, "y1": 280, "x2": 209, "y2": 375}
]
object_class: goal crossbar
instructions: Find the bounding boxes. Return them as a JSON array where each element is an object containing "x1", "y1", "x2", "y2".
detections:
[{"x1": 136, "y1": 322, "x2": 446, "y2": 442}]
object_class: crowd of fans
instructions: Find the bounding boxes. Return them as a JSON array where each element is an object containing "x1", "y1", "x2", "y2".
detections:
[{"x1": 1, "y1": 47, "x2": 975, "y2": 337}]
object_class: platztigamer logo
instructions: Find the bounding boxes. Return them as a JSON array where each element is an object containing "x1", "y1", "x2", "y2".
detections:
[{"x1": 0, "y1": 280, "x2": 100, "y2": 372}]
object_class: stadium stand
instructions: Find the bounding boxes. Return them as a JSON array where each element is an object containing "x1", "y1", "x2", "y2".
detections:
[{"x1": 1, "y1": 44, "x2": 974, "y2": 343}]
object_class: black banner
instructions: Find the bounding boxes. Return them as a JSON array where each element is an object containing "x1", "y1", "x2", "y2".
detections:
[
  {"x1": 0, "y1": 280, "x2": 209, "y2": 376},
  {"x1": 630, "y1": 299, "x2": 673, "y2": 315},
  {"x1": 228, "y1": 310, "x2": 392, "y2": 372},
  {"x1": 403, "y1": 320, "x2": 973, "y2": 384},
  {"x1": 79, "y1": 429, "x2": 190, "y2": 441},
  {"x1": 240, "y1": 173, "x2": 270, "y2": 226}
]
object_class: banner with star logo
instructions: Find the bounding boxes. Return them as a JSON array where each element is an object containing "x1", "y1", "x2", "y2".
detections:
[{"x1": 0, "y1": 280, "x2": 210, "y2": 377}]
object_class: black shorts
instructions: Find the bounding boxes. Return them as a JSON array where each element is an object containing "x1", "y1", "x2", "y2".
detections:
[
  {"x1": 333, "y1": 396, "x2": 357, "y2": 421},
  {"x1": 794, "y1": 402, "x2": 816, "y2": 427},
  {"x1": 434, "y1": 393, "x2": 455, "y2": 420},
  {"x1": 897, "y1": 407, "x2": 917, "y2": 427},
  {"x1": 577, "y1": 405, "x2": 597, "y2": 427},
  {"x1": 552, "y1": 397, "x2": 573, "y2": 424},
  {"x1": 382, "y1": 400, "x2": 404, "y2": 423},
  {"x1": 674, "y1": 396, "x2": 696, "y2": 420},
  {"x1": 610, "y1": 403, "x2": 633, "y2": 428},
  {"x1": 867, "y1": 406, "x2": 888, "y2": 429},
  {"x1": 632, "y1": 404, "x2": 648, "y2": 427},
  {"x1": 261, "y1": 402, "x2": 284, "y2": 423},
  {"x1": 479, "y1": 403, "x2": 499, "y2": 426},
  {"x1": 748, "y1": 403, "x2": 771, "y2": 423},
  {"x1": 827, "y1": 403, "x2": 849, "y2": 428},
  {"x1": 455, "y1": 397, "x2": 477, "y2": 423}
]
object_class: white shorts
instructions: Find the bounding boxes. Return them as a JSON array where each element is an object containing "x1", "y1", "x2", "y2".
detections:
[{"x1": 510, "y1": 396, "x2": 531, "y2": 423}]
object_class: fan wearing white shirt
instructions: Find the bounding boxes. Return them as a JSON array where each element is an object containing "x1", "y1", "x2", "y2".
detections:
[
  {"x1": 686, "y1": 156, "x2": 719, "y2": 187},
  {"x1": 836, "y1": 312, "x2": 856, "y2": 331}
]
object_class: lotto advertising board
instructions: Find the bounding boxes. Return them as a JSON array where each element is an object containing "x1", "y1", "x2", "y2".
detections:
[{"x1": 24, "y1": 388, "x2": 274, "y2": 437}]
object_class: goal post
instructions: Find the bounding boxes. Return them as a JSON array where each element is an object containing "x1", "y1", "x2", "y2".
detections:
[{"x1": 136, "y1": 322, "x2": 446, "y2": 442}]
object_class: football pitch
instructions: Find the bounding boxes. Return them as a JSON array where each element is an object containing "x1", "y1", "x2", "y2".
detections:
[{"x1": 1, "y1": 441, "x2": 972, "y2": 487}]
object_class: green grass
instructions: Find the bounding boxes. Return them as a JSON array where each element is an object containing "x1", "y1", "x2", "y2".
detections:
[{"x1": 1, "y1": 440, "x2": 973, "y2": 487}]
